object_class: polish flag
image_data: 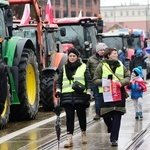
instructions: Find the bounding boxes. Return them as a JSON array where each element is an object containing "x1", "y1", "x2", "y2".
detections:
[
  {"x1": 78, "y1": 9, "x2": 82, "y2": 18},
  {"x1": 20, "y1": 4, "x2": 30, "y2": 25},
  {"x1": 45, "y1": 0, "x2": 53, "y2": 24}
]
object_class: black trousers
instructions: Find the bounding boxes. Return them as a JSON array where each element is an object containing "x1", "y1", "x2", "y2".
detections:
[
  {"x1": 64, "y1": 104, "x2": 86, "y2": 134},
  {"x1": 103, "y1": 111, "x2": 122, "y2": 141}
]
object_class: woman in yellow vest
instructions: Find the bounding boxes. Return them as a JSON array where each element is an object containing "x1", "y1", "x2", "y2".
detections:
[
  {"x1": 55, "y1": 48, "x2": 92, "y2": 148},
  {"x1": 93, "y1": 48, "x2": 130, "y2": 147}
]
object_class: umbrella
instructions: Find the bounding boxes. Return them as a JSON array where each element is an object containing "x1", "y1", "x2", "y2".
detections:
[{"x1": 54, "y1": 98, "x2": 62, "y2": 148}]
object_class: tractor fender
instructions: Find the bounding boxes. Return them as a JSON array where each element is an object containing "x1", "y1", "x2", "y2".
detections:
[
  {"x1": 6, "y1": 36, "x2": 35, "y2": 66},
  {"x1": 14, "y1": 38, "x2": 35, "y2": 66},
  {"x1": 50, "y1": 52, "x2": 67, "y2": 73}
]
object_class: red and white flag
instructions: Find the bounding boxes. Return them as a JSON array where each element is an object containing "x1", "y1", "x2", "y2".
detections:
[
  {"x1": 78, "y1": 9, "x2": 82, "y2": 17},
  {"x1": 20, "y1": 4, "x2": 30, "y2": 25},
  {"x1": 45, "y1": 0, "x2": 54, "y2": 24}
]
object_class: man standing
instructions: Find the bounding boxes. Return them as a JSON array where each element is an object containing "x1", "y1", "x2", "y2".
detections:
[{"x1": 87, "y1": 43, "x2": 108, "y2": 120}]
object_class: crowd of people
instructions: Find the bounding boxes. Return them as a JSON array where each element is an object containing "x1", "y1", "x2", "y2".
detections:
[{"x1": 55, "y1": 43, "x2": 148, "y2": 148}]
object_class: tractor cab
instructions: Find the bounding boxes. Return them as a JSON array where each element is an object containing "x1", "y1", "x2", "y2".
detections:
[{"x1": 54, "y1": 17, "x2": 98, "y2": 62}]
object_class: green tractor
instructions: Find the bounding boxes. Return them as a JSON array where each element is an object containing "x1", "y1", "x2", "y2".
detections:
[{"x1": 0, "y1": 1, "x2": 40, "y2": 129}]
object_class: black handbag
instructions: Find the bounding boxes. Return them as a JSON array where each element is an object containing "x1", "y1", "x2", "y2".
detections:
[{"x1": 72, "y1": 81, "x2": 85, "y2": 94}]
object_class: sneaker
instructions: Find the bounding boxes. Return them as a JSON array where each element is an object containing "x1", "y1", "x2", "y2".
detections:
[
  {"x1": 139, "y1": 112, "x2": 143, "y2": 119},
  {"x1": 111, "y1": 140, "x2": 118, "y2": 146},
  {"x1": 135, "y1": 112, "x2": 139, "y2": 120},
  {"x1": 93, "y1": 114, "x2": 100, "y2": 120}
]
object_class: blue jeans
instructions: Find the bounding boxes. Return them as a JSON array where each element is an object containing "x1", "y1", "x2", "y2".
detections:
[{"x1": 92, "y1": 84, "x2": 100, "y2": 115}]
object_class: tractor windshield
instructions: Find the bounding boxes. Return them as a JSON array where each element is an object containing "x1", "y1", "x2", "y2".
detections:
[
  {"x1": 101, "y1": 36, "x2": 123, "y2": 50},
  {"x1": 55, "y1": 25, "x2": 85, "y2": 50},
  {"x1": 127, "y1": 36, "x2": 141, "y2": 50}
]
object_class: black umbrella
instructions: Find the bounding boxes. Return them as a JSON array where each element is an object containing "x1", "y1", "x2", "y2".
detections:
[{"x1": 54, "y1": 98, "x2": 62, "y2": 148}]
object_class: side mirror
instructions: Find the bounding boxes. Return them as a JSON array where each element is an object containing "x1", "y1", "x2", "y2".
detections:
[
  {"x1": 60, "y1": 28, "x2": 66, "y2": 36},
  {"x1": 5, "y1": 8, "x2": 13, "y2": 37}
]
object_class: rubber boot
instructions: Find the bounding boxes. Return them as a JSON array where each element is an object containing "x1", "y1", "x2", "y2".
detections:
[
  {"x1": 135, "y1": 112, "x2": 139, "y2": 119},
  {"x1": 82, "y1": 131, "x2": 87, "y2": 144},
  {"x1": 64, "y1": 134, "x2": 73, "y2": 148},
  {"x1": 139, "y1": 111, "x2": 143, "y2": 119}
]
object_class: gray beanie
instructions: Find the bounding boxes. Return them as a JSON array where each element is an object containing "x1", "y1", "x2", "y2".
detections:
[{"x1": 96, "y1": 43, "x2": 108, "y2": 53}]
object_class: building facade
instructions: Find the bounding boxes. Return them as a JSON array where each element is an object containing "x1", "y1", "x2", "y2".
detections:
[
  {"x1": 40, "y1": 0, "x2": 100, "y2": 18},
  {"x1": 100, "y1": 4, "x2": 150, "y2": 36}
]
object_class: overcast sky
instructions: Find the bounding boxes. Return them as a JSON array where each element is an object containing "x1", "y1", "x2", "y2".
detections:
[{"x1": 101, "y1": 0, "x2": 149, "y2": 6}]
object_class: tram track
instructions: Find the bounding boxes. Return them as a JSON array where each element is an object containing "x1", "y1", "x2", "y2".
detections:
[{"x1": 124, "y1": 123, "x2": 150, "y2": 150}]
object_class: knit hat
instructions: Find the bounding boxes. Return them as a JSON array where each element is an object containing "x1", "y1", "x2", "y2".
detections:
[
  {"x1": 96, "y1": 43, "x2": 108, "y2": 53},
  {"x1": 68, "y1": 48, "x2": 80, "y2": 57},
  {"x1": 133, "y1": 67, "x2": 142, "y2": 76},
  {"x1": 136, "y1": 48, "x2": 142, "y2": 55}
]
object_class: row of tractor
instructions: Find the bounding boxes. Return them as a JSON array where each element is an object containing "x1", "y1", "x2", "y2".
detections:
[
  {"x1": 0, "y1": 0, "x2": 99, "y2": 129},
  {"x1": 0, "y1": 0, "x2": 147, "y2": 130}
]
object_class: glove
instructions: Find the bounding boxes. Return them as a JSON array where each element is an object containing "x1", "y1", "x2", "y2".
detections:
[
  {"x1": 55, "y1": 91, "x2": 61, "y2": 98},
  {"x1": 86, "y1": 94, "x2": 91, "y2": 101}
]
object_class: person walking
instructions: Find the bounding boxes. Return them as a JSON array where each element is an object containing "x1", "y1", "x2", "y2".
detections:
[
  {"x1": 93, "y1": 48, "x2": 130, "y2": 146},
  {"x1": 55, "y1": 48, "x2": 92, "y2": 148},
  {"x1": 129, "y1": 48, "x2": 148, "y2": 82},
  {"x1": 87, "y1": 42, "x2": 108, "y2": 120},
  {"x1": 126, "y1": 67, "x2": 147, "y2": 119},
  {"x1": 118, "y1": 49, "x2": 126, "y2": 66}
]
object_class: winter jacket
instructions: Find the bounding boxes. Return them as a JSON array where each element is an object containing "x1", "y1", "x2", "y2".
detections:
[
  {"x1": 126, "y1": 76, "x2": 147, "y2": 99},
  {"x1": 86, "y1": 53, "x2": 103, "y2": 79},
  {"x1": 56, "y1": 62, "x2": 92, "y2": 107},
  {"x1": 93, "y1": 59, "x2": 130, "y2": 116},
  {"x1": 129, "y1": 50, "x2": 148, "y2": 71}
]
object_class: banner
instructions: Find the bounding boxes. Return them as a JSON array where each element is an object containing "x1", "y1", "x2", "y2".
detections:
[{"x1": 102, "y1": 79, "x2": 121, "y2": 102}]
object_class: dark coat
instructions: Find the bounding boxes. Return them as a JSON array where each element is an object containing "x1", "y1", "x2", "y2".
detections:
[{"x1": 56, "y1": 61, "x2": 92, "y2": 107}]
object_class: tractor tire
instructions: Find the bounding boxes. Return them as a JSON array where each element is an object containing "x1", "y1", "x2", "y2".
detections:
[
  {"x1": 40, "y1": 72, "x2": 55, "y2": 111},
  {"x1": 10, "y1": 48, "x2": 40, "y2": 121},
  {"x1": 0, "y1": 79, "x2": 11, "y2": 129}
]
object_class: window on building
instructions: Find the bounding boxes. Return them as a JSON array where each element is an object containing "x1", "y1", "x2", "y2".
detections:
[
  {"x1": 63, "y1": 11, "x2": 67, "y2": 17},
  {"x1": 86, "y1": 12, "x2": 91, "y2": 16},
  {"x1": 78, "y1": 0, "x2": 83, "y2": 7},
  {"x1": 104, "y1": 12, "x2": 107, "y2": 17},
  {"x1": 63, "y1": 0, "x2": 66, "y2": 6},
  {"x1": 138, "y1": 11, "x2": 141, "y2": 15},
  {"x1": 110, "y1": 12, "x2": 113, "y2": 17},
  {"x1": 132, "y1": 11, "x2": 134, "y2": 15},
  {"x1": 120, "y1": 11, "x2": 123, "y2": 16},
  {"x1": 51, "y1": 0, "x2": 53, "y2": 5},
  {"x1": 86, "y1": 0, "x2": 91, "y2": 8},
  {"x1": 94, "y1": 0, "x2": 97, "y2": 5},
  {"x1": 126, "y1": 11, "x2": 129, "y2": 16},
  {"x1": 55, "y1": 10, "x2": 60, "y2": 18},
  {"x1": 55, "y1": 0, "x2": 60, "y2": 5},
  {"x1": 71, "y1": 11, "x2": 76, "y2": 17},
  {"x1": 71, "y1": 0, "x2": 75, "y2": 6}
]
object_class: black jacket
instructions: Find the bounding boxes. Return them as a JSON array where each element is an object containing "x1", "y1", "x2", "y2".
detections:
[{"x1": 56, "y1": 62, "x2": 92, "y2": 107}]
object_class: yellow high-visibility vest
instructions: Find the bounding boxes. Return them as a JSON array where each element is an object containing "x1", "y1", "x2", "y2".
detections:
[
  {"x1": 62, "y1": 63, "x2": 86, "y2": 93},
  {"x1": 99, "y1": 62, "x2": 124, "y2": 93}
]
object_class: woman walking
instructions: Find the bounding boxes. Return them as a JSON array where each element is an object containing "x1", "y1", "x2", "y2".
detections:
[
  {"x1": 93, "y1": 48, "x2": 130, "y2": 146},
  {"x1": 55, "y1": 48, "x2": 92, "y2": 148}
]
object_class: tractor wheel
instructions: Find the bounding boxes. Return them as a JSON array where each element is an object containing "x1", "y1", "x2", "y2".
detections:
[
  {"x1": 40, "y1": 72, "x2": 56, "y2": 111},
  {"x1": 10, "y1": 48, "x2": 40, "y2": 120},
  {"x1": 0, "y1": 79, "x2": 11, "y2": 129}
]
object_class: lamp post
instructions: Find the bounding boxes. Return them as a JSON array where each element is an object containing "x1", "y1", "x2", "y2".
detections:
[{"x1": 65, "y1": 0, "x2": 68, "y2": 17}]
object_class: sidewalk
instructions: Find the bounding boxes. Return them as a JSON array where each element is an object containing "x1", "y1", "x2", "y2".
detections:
[{"x1": 51, "y1": 84, "x2": 150, "y2": 150}]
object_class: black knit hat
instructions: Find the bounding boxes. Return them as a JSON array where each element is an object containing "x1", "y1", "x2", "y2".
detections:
[{"x1": 68, "y1": 48, "x2": 80, "y2": 57}]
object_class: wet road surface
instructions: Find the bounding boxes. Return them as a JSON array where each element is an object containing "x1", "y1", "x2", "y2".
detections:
[{"x1": 0, "y1": 83, "x2": 150, "y2": 150}]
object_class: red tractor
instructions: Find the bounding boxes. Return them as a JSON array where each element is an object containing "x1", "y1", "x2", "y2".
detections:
[{"x1": 54, "y1": 17, "x2": 98, "y2": 62}]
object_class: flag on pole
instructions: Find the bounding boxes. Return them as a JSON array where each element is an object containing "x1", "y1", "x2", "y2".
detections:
[
  {"x1": 45, "y1": 0, "x2": 54, "y2": 23},
  {"x1": 78, "y1": 9, "x2": 82, "y2": 17},
  {"x1": 20, "y1": 4, "x2": 30, "y2": 25}
]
